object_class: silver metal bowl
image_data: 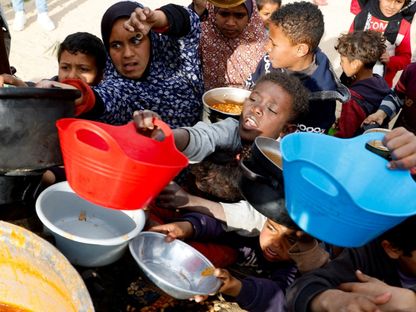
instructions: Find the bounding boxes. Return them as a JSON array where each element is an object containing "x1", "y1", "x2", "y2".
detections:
[
  {"x1": 129, "y1": 231, "x2": 221, "y2": 299},
  {"x1": 202, "y1": 87, "x2": 250, "y2": 123}
]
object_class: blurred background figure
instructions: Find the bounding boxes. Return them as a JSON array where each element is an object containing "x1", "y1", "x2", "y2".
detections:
[
  {"x1": 12, "y1": 0, "x2": 55, "y2": 31},
  {"x1": 256, "y1": 0, "x2": 281, "y2": 29}
]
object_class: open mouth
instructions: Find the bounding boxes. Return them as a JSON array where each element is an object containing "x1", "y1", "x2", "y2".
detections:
[{"x1": 244, "y1": 116, "x2": 258, "y2": 129}]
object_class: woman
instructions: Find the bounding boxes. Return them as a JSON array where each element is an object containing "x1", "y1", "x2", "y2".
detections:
[
  {"x1": 194, "y1": 0, "x2": 267, "y2": 91},
  {"x1": 63, "y1": 1, "x2": 204, "y2": 128}
]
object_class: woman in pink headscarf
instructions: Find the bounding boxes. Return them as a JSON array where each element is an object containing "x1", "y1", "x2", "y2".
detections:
[{"x1": 193, "y1": 0, "x2": 268, "y2": 91}]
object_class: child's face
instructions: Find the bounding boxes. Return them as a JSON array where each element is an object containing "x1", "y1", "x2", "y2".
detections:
[
  {"x1": 109, "y1": 18, "x2": 151, "y2": 79},
  {"x1": 265, "y1": 24, "x2": 302, "y2": 71},
  {"x1": 214, "y1": 5, "x2": 249, "y2": 39},
  {"x1": 239, "y1": 80, "x2": 293, "y2": 142},
  {"x1": 259, "y1": 219, "x2": 297, "y2": 262},
  {"x1": 379, "y1": 0, "x2": 406, "y2": 17},
  {"x1": 340, "y1": 56, "x2": 361, "y2": 78},
  {"x1": 258, "y1": 3, "x2": 280, "y2": 28},
  {"x1": 399, "y1": 250, "x2": 416, "y2": 277},
  {"x1": 58, "y1": 50, "x2": 100, "y2": 85}
]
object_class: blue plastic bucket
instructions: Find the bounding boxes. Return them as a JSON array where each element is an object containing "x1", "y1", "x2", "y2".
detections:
[{"x1": 281, "y1": 132, "x2": 416, "y2": 247}]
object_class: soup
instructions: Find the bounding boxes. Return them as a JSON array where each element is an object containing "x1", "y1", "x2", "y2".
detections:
[
  {"x1": 0, "y1": 302, "x2": 30, "y2": 312},
  {"x1": 263, "y1": 150, "x2": 283, "y2": 168},
  {"x1": 210, "y1": 100, "x2": 243, "y2": 115}
]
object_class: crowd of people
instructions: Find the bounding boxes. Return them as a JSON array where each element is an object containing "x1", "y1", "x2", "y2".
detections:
[{"x1": 1, "y1": 0, "x2": 416, "y2": 311}]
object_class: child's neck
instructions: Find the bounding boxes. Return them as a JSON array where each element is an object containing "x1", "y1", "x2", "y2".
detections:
[
  {"x1": 354, "y1": 67, "x2": 373, "y2": 82},
  {"x1": 287, "y1": 53, "x2": 315, "y2": 72}
]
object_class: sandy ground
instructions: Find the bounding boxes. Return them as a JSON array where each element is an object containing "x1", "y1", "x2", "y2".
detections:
[{"x1": 0, "y1": 0, "x2": 357, "y2": 82}]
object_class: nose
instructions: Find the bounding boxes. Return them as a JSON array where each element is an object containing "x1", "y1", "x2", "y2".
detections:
[
  {"x1": 225, "y1": 16, "x2": 238, "y2": 26},
  {"x1": 251, "y1": 100, "x2": 266, "y2": 116},
  {"x1": 122, "y1": 45, "x2": 135, "y2": 58},
  {"x1": 66, "y1": 68, "x2": 79, "y2": 80}
]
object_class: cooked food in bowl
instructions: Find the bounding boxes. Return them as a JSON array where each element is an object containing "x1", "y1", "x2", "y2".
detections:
[
  {"x1": 211, "y1": 100, "x2": 244, "y2": 115},
  {"x1": 202, "y1": 87, "x2": 251, "y2": 122}
]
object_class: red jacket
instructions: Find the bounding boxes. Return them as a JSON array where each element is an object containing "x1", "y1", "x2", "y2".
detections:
[{"x1": 349, "y1": 0, "x2": 412, "y2": 87}]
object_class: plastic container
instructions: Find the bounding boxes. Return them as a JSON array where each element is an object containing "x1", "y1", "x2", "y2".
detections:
[
  {"x1": 56, "y1": 118, "x2": 188, "y2": 210},
  {"x1": 36, "y1": 182, "x2": 146, "y2": 267},
  {"x1": 0, "y1": 221, "x2": 93, "y2": 311},
  {"x1": 280, "y1": 132, "x2": 416, "y2": 247}
]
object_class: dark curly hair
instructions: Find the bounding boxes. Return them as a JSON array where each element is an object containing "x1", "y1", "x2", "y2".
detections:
[
  {"x1": 256, "y1": 70, "x2": 309, "y2": 123},
  {"x1": 269, "y1": 1, "x2": 324, "y2": 51},
  {"x1": 58, "y1": 32, "x2": 107, "y2": 77},
  {"x1": 335, "y1": 30, "x2": 386, "y2": 69},
  {"x1": 380, "y1": 215, "x2": 416, "y2": 257}
]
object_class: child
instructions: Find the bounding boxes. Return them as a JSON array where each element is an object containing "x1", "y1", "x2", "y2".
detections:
[
  {"x1": 332, "y1": 30, "x2": 399, "y2": 138},
  {"x1": 287, "y1": 214, "x2": 416, "y2": 312},
  {"x1": 134, "y1": 71, "x2": 309, "y2": 236},
  {"x1": 150, "y1": 206, "x2": 327, "y2": 312},
  {"x1": 246, "y1": 1, "x2": 350, "y2": 134},
  {"x1": 364, "y1": 62, "x2": 416, "y2": 135},
  {"x1": 349, "y1": 0, "x2": 412, "y2": 87},
  {"x1": 256, "y1": 0, "x2": 281, "y2": 29},
  {"x1": 55, "y1": 32, "x2": 107, "y2": 86}
]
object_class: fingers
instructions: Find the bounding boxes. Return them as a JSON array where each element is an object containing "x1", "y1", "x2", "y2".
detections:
[
  {"x1": 373, "y1": 292, "x2": 391, "y2": 306},
  {"x1": 383, "y1": 127, "x2": 416, "y2": 169},
  {"x1": 190, "y1": 295, "x2": 208, "y2": 303},
  {"x1": 355, "y1": 270, "x2": 371, "y2": 283}
]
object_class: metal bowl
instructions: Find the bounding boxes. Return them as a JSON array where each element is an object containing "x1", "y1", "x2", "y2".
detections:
[
  {"x1": 202, "y1": 87, "x2": 250, "y2": 123},
  {"x1": 129, "y1": 231, "x2": 221, "y2": 299}
]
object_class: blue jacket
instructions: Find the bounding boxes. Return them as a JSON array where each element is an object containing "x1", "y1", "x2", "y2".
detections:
[{"x1": 246, "y1": 49, "x2": 350, "y2": 133}]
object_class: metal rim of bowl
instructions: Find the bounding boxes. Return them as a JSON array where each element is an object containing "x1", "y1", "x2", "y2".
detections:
[
  {"x1": 35, "y1": 182, "x2": 145, "y2": 246},
  {"x1": 207, "y1": 0, "x2": 246, "y2": 8},
  {"x1": 202, "y1": 87, "x2": 250, "y2": 116},
  {"x1": 129, "y1": 231, "x2": 221, "y2": 297}
]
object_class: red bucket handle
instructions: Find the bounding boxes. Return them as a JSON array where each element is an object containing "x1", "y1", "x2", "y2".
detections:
[{"x1": 61, "y1": 118, "x2": 178, "y2": 160}]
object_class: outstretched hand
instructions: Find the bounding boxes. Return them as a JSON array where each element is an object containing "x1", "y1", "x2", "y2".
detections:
[
  {"x1": 133, "y1": 110, "x2": 165, "y2": 141},
  {"x1": 383, "y1": 127, "x2": 416, "y2": 170},
  {"x1": 124, "y1": 7, "x2": 156, "y2": 35},
  {"x1": 148, "y1": 221, "x2": 194, "y2": 242},
  {"x1": 0, "y1": 74, "x2": 27, "y2": 87}
]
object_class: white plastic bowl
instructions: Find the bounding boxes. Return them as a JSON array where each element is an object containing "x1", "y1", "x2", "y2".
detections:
[{"x1": 36, "y1": 182, "x2": 146, "y2": 267}]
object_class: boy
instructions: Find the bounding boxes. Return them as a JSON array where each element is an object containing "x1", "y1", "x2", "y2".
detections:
[
  {"x1": 246, "y1": 1, "x2": 349, "y2": 134},
  {"x1": 349, "y1": 0, "x2": 412, "y2": 86},
  {"x1": 56, "y1": 32, "x2": 107, "y2": 86},
  {"x1": 150, "y1": 206, "x2": 323, "y2": 312},
  {"x1": 287, "y1": 215, "x2": 416, "y2": 312},
  {"x1": 364, "y1": 62, "x2": 416, "y2": 135},
  {"x1": 135, "y1": 71, "x2": 309, "y2": 236},
  {"x1": 256, "y1": 0, "x2": 281, "y2": 29},
  {"x1": 332, "y1": 30, "x2": 400, "y2": 138}
]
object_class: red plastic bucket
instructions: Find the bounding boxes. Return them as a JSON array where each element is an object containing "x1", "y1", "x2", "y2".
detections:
[{"x1": 56, "y1": 118, "x2": 188, "y2": 210}]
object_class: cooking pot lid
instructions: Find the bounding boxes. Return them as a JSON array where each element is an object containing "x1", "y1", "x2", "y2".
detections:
[
  {"x1": 239, "y1": 160, "x2": 299, "y2": 230},
  {"x1": 0, "y1": 87, "x2": 81, "y2": 100}
]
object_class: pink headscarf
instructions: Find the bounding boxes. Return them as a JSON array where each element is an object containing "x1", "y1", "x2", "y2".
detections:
[{"x1": 200, "y1": 0, "x2": 268, "y2": 91}]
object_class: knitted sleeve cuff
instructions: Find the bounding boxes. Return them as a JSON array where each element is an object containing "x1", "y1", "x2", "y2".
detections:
[{"x1": 61, "y1": 78, "x2": 95, "y2": 116}]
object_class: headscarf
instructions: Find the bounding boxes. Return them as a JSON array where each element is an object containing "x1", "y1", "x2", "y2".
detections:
[
  {"x1": 200, "y1": 0, "x2": 268, "y2": 91},
  {"x1": 101, "y1": 1, "x2": 143, "y2": 52},
  {"x1": 92, "y1": 4, "x2": 204, "y2": 128}
]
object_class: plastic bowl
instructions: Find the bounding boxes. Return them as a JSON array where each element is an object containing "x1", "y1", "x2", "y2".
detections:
[
  {"x1": 202, "y1": 87, "x2": 250, "y2": 123},
  {"x1": 129, "y1": 232, "x2": 221, "y2": 300},
  {"x1": 0, "y1": 221, "x2": 93, "y2": 311},
  {"x1": 36, "y1": 182, "x2": 146, "y2": 267}
]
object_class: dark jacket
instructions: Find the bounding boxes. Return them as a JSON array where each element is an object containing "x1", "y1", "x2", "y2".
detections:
[
  {"x1": 286, "y1": 238, "x2": 416, "y2": 312},
  {"x1": 181, "y1": 212, "x2": 297, "y2": 312},
  {"x1": 246, "y1": 49, "x2": 350, "y2": 134}
]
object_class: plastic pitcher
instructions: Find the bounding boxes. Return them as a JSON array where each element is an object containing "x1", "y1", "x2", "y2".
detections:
[
  {"x1": 280, "y1": 132, "x2": 416, "y2": 247},
  {"x1": 56, "y1": 118, "x2": 188, "y2": 210}
]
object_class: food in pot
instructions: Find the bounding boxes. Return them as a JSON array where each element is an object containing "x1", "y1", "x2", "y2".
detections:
[
  {"x1": 201, "y1": 267, "x2": 215, "y2": 277},
  {"x1": 210, "y1": 100, "x2": 243, "y2": 115},
  {"x1": 263, "y1": 150, "x2": 283, "y2": 169},
  {"x1": 0, "y1": 302, "x2": 30, "y2": 312}
]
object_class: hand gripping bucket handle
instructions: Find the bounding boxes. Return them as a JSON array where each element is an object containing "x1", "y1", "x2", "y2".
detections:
[{"x1": 60, "y1": 118, "x2": 176, "y2": 163}]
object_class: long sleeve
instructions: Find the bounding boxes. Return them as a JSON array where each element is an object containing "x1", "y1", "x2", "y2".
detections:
[
  {"x1": 236, "y1": 266, "x2": 297, "y2": 312},
  {"x1": 182, "y1": 118, "x2": 241, "y2": 162},
  {"x1": 335, "y1": 97, "x2": 367, "y2": 138}
]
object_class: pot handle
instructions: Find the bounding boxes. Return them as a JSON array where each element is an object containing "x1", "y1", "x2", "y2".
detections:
[{"x1": 239, "y1": 160, "x2": 270, "y2": 184}]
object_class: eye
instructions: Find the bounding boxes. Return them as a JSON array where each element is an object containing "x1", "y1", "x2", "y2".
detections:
[
  {"x1": 110, "y1": 42, "x2": 121, "y2": 49},
  {"x1": 80, "y1": 67, "x2": 91, "y2": 73},
  {"x1": 267, "y1": 104, "x2": 278, "y2": 114},
  {"x1": 59, "y1": 64, "x2": 69, "y2": 70},
  {"x1": 131, "y1": 33, "x2": 144, "y2": 45},
  {"x1": 234, "y1": 13, "x2": 247, "y2": 19}
]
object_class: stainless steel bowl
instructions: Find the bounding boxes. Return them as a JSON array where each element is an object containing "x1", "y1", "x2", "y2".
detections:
[
  {"x1": 129, "y1": 231, "x2": 221, "y2": 299},
  {"x1": 202, "y1": 87, "x2": 250, "y2": 123}
]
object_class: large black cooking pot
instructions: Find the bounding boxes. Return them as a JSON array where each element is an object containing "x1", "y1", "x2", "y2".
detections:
[
  {"x1": 238, "y1": 136, "x2": 298, "y2": 229},
  {"x1": 0, "y1": 87, "x2": 80, "y2": 174}
]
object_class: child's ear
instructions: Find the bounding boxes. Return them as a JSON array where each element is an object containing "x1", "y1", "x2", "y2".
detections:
[
  {"x1": 381, "y1": 240, "x2": 403, "y2": 259},
  {"x1": 280, "y1": 124, "x2": 297, "y2": 137},
  {"x1": 296, "y1": 43, "x2": 310, "y2": 57}
]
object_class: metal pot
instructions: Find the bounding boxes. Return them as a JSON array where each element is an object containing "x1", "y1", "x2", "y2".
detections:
[
  {"x1": 238, "y1": 137, "x2": 298, "y2": 228},
  {"x1": 0, "y1": 87, "x2": 80, "y2": 174}
]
